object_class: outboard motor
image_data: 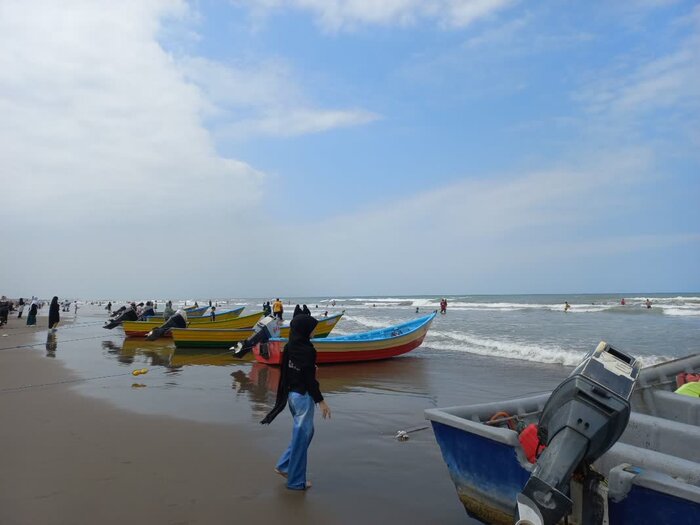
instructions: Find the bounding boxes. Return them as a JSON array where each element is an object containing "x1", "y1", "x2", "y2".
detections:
[
  {"x1": 146, "y1": 309, "x2": 188, "y2": 341},
  {"x1": 230, "y1": 316, "x2": 281, "y2": 358},
  {"x1": 515, "y1": 342, "x2": 640, "y2": 525},
  {"x1": 104, "y1": 305, "x2": 138, "y2": 329},
  {"x1": 137, "y1": 301, "x2": 156, "y2": 321}
]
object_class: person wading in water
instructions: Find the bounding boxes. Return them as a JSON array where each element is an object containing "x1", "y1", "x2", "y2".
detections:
[{"x1": 261, "y1": 306, "x2": 331, "y2": 490}]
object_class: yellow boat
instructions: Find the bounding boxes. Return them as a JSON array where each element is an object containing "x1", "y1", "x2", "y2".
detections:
[
  {"x1": 123, "y1": 308, "x2": 257, "y2": 337},
  {"x1": 171, "y1": 313, "x2": 344, "y2": 348}
]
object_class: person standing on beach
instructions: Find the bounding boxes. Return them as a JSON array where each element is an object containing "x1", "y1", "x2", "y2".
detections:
[
  {"x1": 0, "y1": 297, "x2": 10, "y2": 327},
  {"x1": 48, "y1": 296, "x2": 60, "y2": 330},
  {"x1": 26, "y1": 301, "x2": 38, "y2": 326},
  {"x1": 17, "y1": 298, "x2": 25, "y2": 319},
  {"x1": 262, "y1": 310, "x2": 331, "y2": 490},
  {"x1": 273, "y1": 298, "x2": 284, "y2": 320},
  {"x1": 210, "y1": 306, "x2": 216, "y2": 322},
  {"x1": 106, "y1": 301, "x2": 112, "y2": 313}
]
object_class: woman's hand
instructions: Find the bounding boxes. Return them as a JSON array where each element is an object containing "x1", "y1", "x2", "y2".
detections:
[{"x1": 318, "y1": 400, "x2": 331, "y2": 419}]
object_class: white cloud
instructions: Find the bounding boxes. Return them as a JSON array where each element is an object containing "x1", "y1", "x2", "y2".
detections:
[
  {"x1": 576, "y1": 4, "x2": 700, "y2": 120},
  {"x1": 228, "y1": 108, "x2": 379, "y2": 137},
  {"x1": 178, "y1": 56, "x2": 380, "y2": 138},
  {"x1": 0, "y1": 0, "x2": 264, "y2": 220},
  {"x1": 254, "y1": 149, "x2": 694, "y2": 295},
  {"x1": 238, "y1": 0, "x2": 515, "y2": 32},
  {"x1": 578, "y1": 39, "x2": 700, "y2": 117}
]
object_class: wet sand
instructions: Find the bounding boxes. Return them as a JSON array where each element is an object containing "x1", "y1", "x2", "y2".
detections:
[{"x1": 0, "y1": 309, "x2": 571, "y2": 524}]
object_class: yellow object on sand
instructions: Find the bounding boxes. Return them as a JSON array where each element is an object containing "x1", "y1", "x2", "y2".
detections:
[
  {"x1": 675, "y1": 382, "x2": 700, "y2": 398},
  {"x1": 131, "y1": 368, "x2": 149, "y2": 376}
]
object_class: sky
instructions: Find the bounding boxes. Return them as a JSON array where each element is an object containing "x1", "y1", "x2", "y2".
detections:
[{"x1": 0, "y1": 0, "x2": 698, "y2": 299}]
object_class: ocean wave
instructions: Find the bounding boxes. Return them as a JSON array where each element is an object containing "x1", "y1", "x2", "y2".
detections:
[
  {"x1": 342, "y1": 314, "x2": 394, "y2": 329},
  {"x1": 627, "y1": 296, "x2": 700, "y2": 303},
  {"x1": 424, "y1": 331, "x2": 585, "y2": 366},
  {"x1": 662, "y1": 307, "x2": 700, "y2": 317},
  {"x1": 423, "y1": 331, "x2": 672, "y2": 367}
]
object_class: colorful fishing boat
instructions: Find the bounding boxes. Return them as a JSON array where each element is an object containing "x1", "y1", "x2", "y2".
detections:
[
  {"x1": 253, "y1": 312, "x2": 436, "y2": 365},
  {"x1": 425, "y1": 353, "x2": 700, "y2": 525},
  {"x1": 171, "y1": 313, "x2": 345, "y2": 349},
  {"x1": 147, "y1": 305, "x2": 217, "y2": 318},
  {"x1": 122, "y1": 307, "x2": 249, "y2": 337}
]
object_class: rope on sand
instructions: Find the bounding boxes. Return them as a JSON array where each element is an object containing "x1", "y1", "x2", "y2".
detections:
[{"x1": 0, "y1": 333, "x2": 121, "y2": 353}]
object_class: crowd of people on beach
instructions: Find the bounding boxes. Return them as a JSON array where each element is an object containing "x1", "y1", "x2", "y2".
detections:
[{"x1": 0, "y1": 295, "x2": 49, "y2": 328}]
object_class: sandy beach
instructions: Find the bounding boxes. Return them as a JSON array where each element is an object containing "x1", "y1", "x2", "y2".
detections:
[{"x1": 0, "y1": 306, "x2": 572, "y2": 524}]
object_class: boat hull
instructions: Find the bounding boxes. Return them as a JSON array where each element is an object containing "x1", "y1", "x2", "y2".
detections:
[
  {"x1": 429, "y1": 420, "x2": 531, "y2": 524},
  {"x1": 253, "y1": 313, "x2": 434, "y2": 365},
  {"x1": 255, "y1": 334, "x2": 428, "y2": 365},
  {"x1": 123, "y1": 308, "x2": 253, "y2": 337},
  {"x1": 425, "y1": 354, "x2": 700, "y2": 525},
  {"x1": 171, "y1": 314, "x2": 344, "y2": 348}
]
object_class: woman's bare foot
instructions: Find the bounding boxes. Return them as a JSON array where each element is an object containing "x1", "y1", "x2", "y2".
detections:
[{"x1": 274, "y1": 468, "x2": 288, "y2": 479}]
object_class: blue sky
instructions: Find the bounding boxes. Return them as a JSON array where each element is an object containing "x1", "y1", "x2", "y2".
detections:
[{"x1": 0, "y1": 0, "x2": 698, "y2": 298}]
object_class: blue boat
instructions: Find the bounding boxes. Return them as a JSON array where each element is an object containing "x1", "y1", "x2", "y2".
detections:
[{"x1": 425, "y1": 353, "x2": 700, "y2": 524}]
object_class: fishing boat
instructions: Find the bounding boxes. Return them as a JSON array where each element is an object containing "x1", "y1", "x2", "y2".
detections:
[
  {"x1": 147, "y1": 305, "x2": 218, "y2": 318},
  {"x1": 253, "y1": 312, "x2": 436, "y2": 365},
  {"x1": 171, "y1": 313, "x2": 345, "y2": 349},
  {"x1": 425, "y1": 352, "x2": 700, "y2": 525},
  {"x1": 122, "y1": 308, "x2": 254, "y2": 337}
]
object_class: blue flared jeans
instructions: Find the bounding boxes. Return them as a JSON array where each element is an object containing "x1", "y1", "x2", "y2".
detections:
[{"x1": 275, "y1": 392, "x2": 315, "y2": 490}]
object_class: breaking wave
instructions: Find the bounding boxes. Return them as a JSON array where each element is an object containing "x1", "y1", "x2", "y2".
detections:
[{"x1": 423, "y1": 331, "x2": 670, "y2": 367}]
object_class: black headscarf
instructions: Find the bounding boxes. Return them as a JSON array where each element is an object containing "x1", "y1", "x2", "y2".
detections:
[
  {"x1": 261, "y1": 314, "x2": 319, "y2": 425},
  {"x1": 293, "y1": 304, "x2": 302, "y2": 317},
  {"x1": 302, "y1": 304, "x2": 311, "y2": 315}
]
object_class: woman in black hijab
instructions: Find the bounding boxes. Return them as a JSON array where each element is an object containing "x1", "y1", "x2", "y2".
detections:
[
  {"x1": 261, "y1": 312, "x2": 331, "y2": 490},
  {"x1": 48, "y1": 296, "x2": 60, "y2": 330}
]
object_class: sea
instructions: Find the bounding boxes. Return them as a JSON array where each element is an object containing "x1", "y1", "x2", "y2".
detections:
[{"x1": 184, "y1": 292, "x2": 700, "y2": 366}]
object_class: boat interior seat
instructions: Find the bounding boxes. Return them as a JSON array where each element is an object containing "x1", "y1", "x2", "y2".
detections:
[
  {"x1": 596, "y1": 442, "x2": 700, "y2": 487},
  {"x1": 620, "y1": 412, "x2": 700, "y2": 463},
  {"x1": 634, "y1": 388, "x2": 700, "y2": 425}
]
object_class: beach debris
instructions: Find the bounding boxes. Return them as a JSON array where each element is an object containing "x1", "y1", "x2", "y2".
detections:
[
  {"x1": 132, "y1": 368, "x2": 149, "y2": 376},
  {"x1": 395, "y1": 425, "x2": 430, "y2": 441},
  {"x1": 131, "y1": 383, "x2": 147, "y2": 388}
]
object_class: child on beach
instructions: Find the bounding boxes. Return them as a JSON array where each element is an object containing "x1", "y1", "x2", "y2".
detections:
[
  {"x1": 261, "y1": 307, "x2": 331, "y2": 490},
  {"x1": 210, "y1": 306, "x2": 216, "y2": 321}
]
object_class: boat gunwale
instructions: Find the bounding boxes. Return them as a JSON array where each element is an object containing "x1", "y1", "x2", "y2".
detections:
[
  {"x1": 270, "y1": 312, "x2": 436, "y2": 344},
  {"x1": 171, "y1": 312, "x2": 345, "y2": 334}
]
